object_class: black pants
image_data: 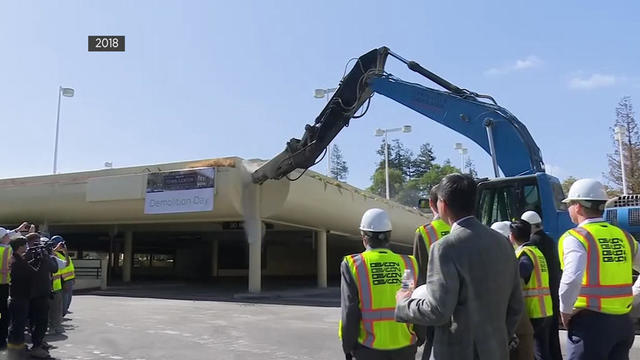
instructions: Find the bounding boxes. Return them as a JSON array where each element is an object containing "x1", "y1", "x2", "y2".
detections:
[
  {"x1": 567, "y1": 310, "x2": 635, "y2": 360},
  {"x1": 353, "y1": 344, "x2": 417, "y2": 360},
  {"x1": 28, "y1": 296, "x2": 49, "y2": 347},
  {"x1": 0, "y1": 284, "x2": 8, "y2": 346},
  {"x1": 531, "y1": 317, "x2": 552, "y2": 360},
  {"x1": 8, "y1": 297, "x2": 29, "y2": 346}
]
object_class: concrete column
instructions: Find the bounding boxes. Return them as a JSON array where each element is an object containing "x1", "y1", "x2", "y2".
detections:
[
  {"x1": 317, "y1": 230, "x2": 327, "y2": 288},
  {"x1": 122, "y1": 231, "x2": 133, "y2": 283},
  {"x1": 211, "y1": 238, "x2": 219, "y2": 277},
  {"x1": 100, "y1": 255, "x2": 109, "y2": 290},
  {"x1": 244, "y1": 183, "x2": 262, "y2": 293}
]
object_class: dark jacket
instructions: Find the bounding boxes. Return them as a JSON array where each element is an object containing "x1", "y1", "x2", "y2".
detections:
[
  {"x1": 529, "y1": 230, "x2": 561, "y2": 308},
  {"x1": 10, "y1": 254, "x2": 36, "y2": 300},
  {"x1": 30, "y1": 250, "x2": 58, "y2": 299}
]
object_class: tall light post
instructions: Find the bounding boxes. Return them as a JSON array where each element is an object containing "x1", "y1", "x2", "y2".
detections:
[
  {"x1": 615, "y1": 125, "x2": 628, "y2": 195},
  {"x1": 454, "y1": 143, "x2": 468, "y2": 172},
  {"x1": 314, "y1": 88, "x2": 337, "y2": 176},
  {"x1": 375, "y1": 125, "x2": 412, "y2": 199},
  {"x1": 53, "y1": 86, "x2": 75, "y2": 174}
]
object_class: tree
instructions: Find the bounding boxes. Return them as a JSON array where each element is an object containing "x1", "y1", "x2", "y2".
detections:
[
  {"x1": 561, "y1": 176, "x2": 577, "y2": 194},
  {"x1": 605, "y1": 97, "x2": 640, "y2": 193},
  {"x1": 410, "y1": 143, "x2": 436, "y2": 178},
  {"x1": 368, "y1": 168, "x2": 405, "y2": 199},
  {"x1": 464, "y1": 157, "x2": 478, "y2": 178},
  {"x1": 376, "y1": 139, "x2": 414, "y2": 178},
  {"x1": 416, "y1": 161, "x2": 460, "y2": 194},
  {"x1": 330, "y1": 144, "x2": 349, "y2": 181}
]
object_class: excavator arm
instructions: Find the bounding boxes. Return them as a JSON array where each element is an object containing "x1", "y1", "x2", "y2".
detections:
[{"x1": 251, "y1": 46, "x2": 545, "y2": 184}]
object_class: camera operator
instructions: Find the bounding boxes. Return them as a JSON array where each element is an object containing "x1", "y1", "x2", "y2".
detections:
[
  {"x1": 24, "y1": 233, "x2": 59, "y2": 358},
  {"x1": 7, "y1": 236, "x2": 36, "y2": 357},
  {"x1": 0, "y1": 222, "x2": 29, "y2": 350}
]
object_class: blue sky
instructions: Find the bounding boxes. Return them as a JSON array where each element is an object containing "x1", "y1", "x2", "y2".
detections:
[{"x1": 1, "y1": 1, "x2": 639, "y2": 190}]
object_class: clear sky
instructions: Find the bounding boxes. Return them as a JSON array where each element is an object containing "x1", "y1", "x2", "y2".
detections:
[{"x1": 1, "y1": 1, "x2": 639, "y2": 190}]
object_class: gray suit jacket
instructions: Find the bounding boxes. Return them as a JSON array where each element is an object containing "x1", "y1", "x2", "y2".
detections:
[{"x1": 395, "y1": 217, "x2": 523, "y2": 360}]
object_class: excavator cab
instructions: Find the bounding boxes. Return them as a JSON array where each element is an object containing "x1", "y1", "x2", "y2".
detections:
[{"x1": 476, "y1": 173, "x2": 572, "y2": 240}]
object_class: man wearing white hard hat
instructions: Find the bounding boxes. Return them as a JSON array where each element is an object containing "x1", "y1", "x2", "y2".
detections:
[
  {"x1": 521, "y1": 210, "x2": 562, "y2": 360},
  {"x1": 339, "y1": 208, "x2": 419, "y2": 360},
  {"x1": 558, "y1": 178, "x2": 638, "y2": 359}
]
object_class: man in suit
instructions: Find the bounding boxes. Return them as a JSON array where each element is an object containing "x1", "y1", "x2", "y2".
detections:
[{"x1": 395, "y1": 173, "x2": 524, "y2": 360}]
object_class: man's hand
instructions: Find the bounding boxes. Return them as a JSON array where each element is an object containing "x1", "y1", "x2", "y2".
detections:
[
  {"x1": 396, "y1": 286, "x2": 413, "y2": 303},
  {"x1": 561, "y1": 312, "x2": 573, "y2": 328},
  {"x1": 15, "y1": 222, "x2": 30, "y2": 233}
]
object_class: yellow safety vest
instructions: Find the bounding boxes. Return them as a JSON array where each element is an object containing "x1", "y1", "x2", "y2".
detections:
[
  {"x1": 516, "y1": 246, "x2": 553, "y2": 319},
  {"x1": 558, "y1": 222, "x2": 637, "y2": 315},
  {"x1": 56, "y1": 252, "x2": 75, "y2": 281},
  {"x1": 0, "y1": 245, "x2": 12, "y2": 285},
  {"x1": 339, "y1": 249, "x2": 418, "y2": 350},
  {"x1": 416, "y1": 218, "x2": 450, "y2": 252}
]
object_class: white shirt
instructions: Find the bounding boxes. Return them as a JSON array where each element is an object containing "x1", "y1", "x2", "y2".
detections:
[
  {"x1": 54, "y1": 255, "x2": 68, "y2": 269},
  {"x1": 450, "y1": 216, "x2": 474, "y2": 232},
  {"x1": 559, "y1": 217, "x2": 640, "y2": 313}
]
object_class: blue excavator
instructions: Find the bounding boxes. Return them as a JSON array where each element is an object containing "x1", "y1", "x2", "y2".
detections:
[{"x1": 251, "y1": 47, "x2": 574, "y2": 240}]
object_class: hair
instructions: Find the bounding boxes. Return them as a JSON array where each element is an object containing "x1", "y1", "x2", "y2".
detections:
[
  {"x1": 429, "y1": 184, "x2": 439, "y2": 205},
  {"x1": 437, "y1": 173, "x2": 477, "y2": 218},
  {"x1": 579, "y1": 200, "x2": 605, "y2": 217},
  {"x1": 361, "y1": 230, "x2": 391, "y2": 248},
  {"x1": 25, "y1": 233, "x2": 40, "y2": 243},
  {"x1": 10, "y1": 236, "x2": 27, "y2": 251},
  {"x1": 510, "y1": 219, "x2": 531, "y2": 243}
]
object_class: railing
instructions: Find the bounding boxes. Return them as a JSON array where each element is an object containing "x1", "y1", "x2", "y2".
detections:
[{"x1": 74, "y1": 259, "x2": 102, "y2": 279}]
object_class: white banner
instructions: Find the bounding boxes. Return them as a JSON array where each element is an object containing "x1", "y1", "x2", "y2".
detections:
[{"x1": 144, "y1": 168, "x2": 215, "y2": 214}]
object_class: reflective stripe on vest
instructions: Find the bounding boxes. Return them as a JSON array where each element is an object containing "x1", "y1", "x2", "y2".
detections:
[
  {"x1": 342, "y1": 250, "x2": 418, "y2": 350},
  {"x1": 516, "y1": 246, "x2": 553, "y2": 319},
  {"x1": 0, "y1": 246, "x2": 12, "y2": 285},
  {"x1": 417, "y1": 218, "x2": 450, "y2": 252},
  {"x1": 56, "y1": 252, "x2": 75, "y2": 281},
  {"x1": 52, "y1": 272, "x2": 62, "y2": 292},
  {"x1": 558, "y1": 222, "x2": 636, "y2": 315}
]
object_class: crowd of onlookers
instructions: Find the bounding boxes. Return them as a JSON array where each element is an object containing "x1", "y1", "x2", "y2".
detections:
[{"x1": 0, "y1": 222, "x2": 75, "y2": 359}]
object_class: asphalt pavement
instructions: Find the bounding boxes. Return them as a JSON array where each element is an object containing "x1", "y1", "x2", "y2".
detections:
[{"x1": 2, "y1": 291, "x2": 640, "y2": 359}]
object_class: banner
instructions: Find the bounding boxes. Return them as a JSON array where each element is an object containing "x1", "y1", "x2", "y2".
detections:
[{"x1": 144, "y1": 167, "x2": 215, "y2": 214}]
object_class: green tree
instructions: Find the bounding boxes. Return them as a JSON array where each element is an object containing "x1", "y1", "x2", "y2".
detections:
[
  {"x1": 561, "y1": 176, "x2": 577, "y2": 194},
  {"x1": 368, "y1": 168, "x2": 405, "y2": 199},
  {"x1": 417, "y1": 161, "x2": 460, "y2": 194},
  {"x1": 330, "y1": 144, "x2": 349, "y2": 181},
  {"x1": 606, "y1": 96, "x2": 640, "y2": 193},
  {"x1": 410, "y1": 143, "x2": 436, "y2": 178},
  {"x1": 464, "y1": 157, "x2": 478, "y2": 178},
  {"x1": 376, "y1": 139, "x2": 414, "y2": 178}
]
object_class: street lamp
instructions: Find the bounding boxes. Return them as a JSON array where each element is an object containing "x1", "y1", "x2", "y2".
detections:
[
  {"x1": 53, "y1": 86, "x2": 75, "y2": 174},
  {"x1": 314, "y1": 87, "x2": 337, "y2": 175},
  {"x1": 615, "y1": 125, "x2": 628, "y2": 195},
  {"x1": 375, "y1": 125, "x2": 412, "y2": 199},
  {"x1": 454, "y1": 143, "x2": 468, "y2": 172}
]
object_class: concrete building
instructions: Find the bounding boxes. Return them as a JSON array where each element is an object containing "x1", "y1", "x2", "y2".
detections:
[{"x1": 0, "y1": 157, "x2": 428, "y2": 292}]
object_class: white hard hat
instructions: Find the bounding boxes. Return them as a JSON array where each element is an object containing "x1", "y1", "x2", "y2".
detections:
[
  {"x1": 521, "y1": 211, "x2": 542, "y2": 225},
  {"x1": 491, "y1": 221, "x2": 512, "y2": 239},
  {"x1": 562, "y1": 178, "x2": 609, "y2": 203},
  {"x1": 360, "y1": 208, "x2": 392, "y2": 232}
]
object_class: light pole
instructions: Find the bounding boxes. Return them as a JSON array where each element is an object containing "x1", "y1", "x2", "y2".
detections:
[
  {"x1": 53, "y1": 86, "x2": 75, "y2": 174},
  {"x1": 375, "y1": 125, "x2": 412, "y2": 199},
  {"x1": 615, "y1": 125, "x2": 628, "y2": 195},
  {"x1": 454, "y1": 143, "x2": 468, "y2": 172},
  {"x1": 314, "y1": 88, "x2": 337, "y2": 176}
]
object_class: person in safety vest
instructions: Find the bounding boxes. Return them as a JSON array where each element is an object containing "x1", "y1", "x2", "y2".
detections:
[
  {"x1": 412, "y1": 184, "x2": 450, "y2": 360},
  {"x1": 395, "y1": 174, "x2": 523, "y2": 360},
  {"x1": 46, "y1": 236, "x2": 69, "y2": 335},
  {"x1": 510, "y1": 219, "x2": 553, "y2": 360},
  {"x1": 491, "y1": 221, "x2": 535, "y2": 360},
  {"x1": 559, "y1": 178, "x2": 639, "y2": 359},
  {"x1": 339, "y1": 208, "x2": 419, "y2": 360},
  {"x1": 51, "y1": 235, "x2": 75, "y2": 317},
  {"x1": 521, "y1": 210, "x2": 562, "y2": 360}
]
